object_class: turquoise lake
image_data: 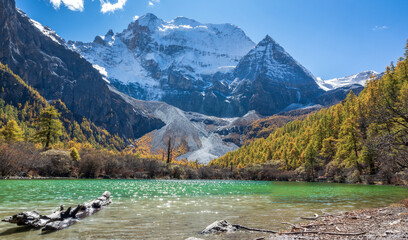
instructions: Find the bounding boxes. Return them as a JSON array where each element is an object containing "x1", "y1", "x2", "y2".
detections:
[{"x1": 0, "y1": 180, "x2": 407, "y2": 239}]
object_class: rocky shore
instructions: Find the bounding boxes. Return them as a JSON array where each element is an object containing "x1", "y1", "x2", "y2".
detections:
[
  {"x1": 197, "y1": 199, "x2": 408, "y2": 240},
  {"x1": 273, "y1": 200, "x2": 408, "y2": 239}
]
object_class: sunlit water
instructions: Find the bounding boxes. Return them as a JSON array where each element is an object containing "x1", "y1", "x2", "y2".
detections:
[{"x1": 0, "y1": 180, "x2": 407, "y2": 239}]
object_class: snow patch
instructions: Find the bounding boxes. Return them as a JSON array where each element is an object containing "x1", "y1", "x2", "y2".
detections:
[
  {"x1": 216, "y1": 66, "x2": 235, "y2": 73},
  {"x1": 68, "y1": 36, "x2": 163, "y2": 100},
  {"x1": 92, "y1": 64, "x2": 110, "y2": 83}
]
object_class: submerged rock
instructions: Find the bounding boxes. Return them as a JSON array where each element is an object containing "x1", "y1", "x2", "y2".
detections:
[{"x1": 201, "y1": 220, "x2": 238, "y2": 234}]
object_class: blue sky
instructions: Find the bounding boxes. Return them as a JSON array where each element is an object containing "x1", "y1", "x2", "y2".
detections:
[{"x1": 15, "y1": 0, "x2": 408, "y2": 79}]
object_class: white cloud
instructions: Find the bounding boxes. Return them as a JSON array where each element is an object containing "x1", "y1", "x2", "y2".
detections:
[
  {"x1": 100, "y1": 0, "x2": 128, "y2": 14},
  {"x1": 50, "y1": 0, "x2": 61, "y2": 9},
  {"x1": 372, "y1": 25, "x2": 388, "y2": 31},
  {"x1": 133, "y1": 15, "x2": 140, "y2": 21},
  {"x1": 148, "y1": 0, "x2": 160, "y2": 7},
  {"x1": 49, "y1": 0, "x2": 127, "y2": 13},
  {"x1": 49, "y1": 0, "x2": 84, "y2": 11},
  {"x1": 64, "y1": 0, "x2": 84, "y2": 11}
]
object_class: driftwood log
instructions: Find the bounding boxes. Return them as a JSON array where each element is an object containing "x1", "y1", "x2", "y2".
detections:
[
  {"x1": 201, "y1": 220, "x2": 366, "y2": 236},
  {"x1": 2, "y1": 191, "x2": 111, "y2": 233},
  {"x1": 201, "y1": 220, "x2": 277, "y2": 234}
]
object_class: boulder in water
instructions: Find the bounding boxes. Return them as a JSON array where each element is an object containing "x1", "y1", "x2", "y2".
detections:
[{"x1": 201, "y1": 220, "x2": 238, "y2": 234}]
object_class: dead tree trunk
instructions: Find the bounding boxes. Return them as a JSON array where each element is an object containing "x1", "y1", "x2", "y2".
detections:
[
  {"x1": 166, "y1": 136, "x2": 173, "y2": 164},
  {"x1": 2, "y1": 191, "x2": 111, "y2": 233}
]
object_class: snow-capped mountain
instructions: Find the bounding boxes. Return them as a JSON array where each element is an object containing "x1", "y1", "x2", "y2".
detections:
[
  {"x1": 234, "y1": 35, "x2": 317, "y2": 86},
  {"x1": 229, "y1": 35, "x2": 323, "y2": 115},
  {"x1": 316, "y1": 70, "x2": 378, "y2": 91},
  {"x1": 67, "y1": 13, "x2": 255, "y2": 101},
  {"x1": 67, "y1": 13, "x2": 325, "y2": 117}
]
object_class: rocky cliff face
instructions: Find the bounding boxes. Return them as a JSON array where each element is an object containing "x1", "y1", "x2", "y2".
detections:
[
  {"x1": 67, "y1": 14, "x2": 324, "y2": 117},
  {"x1": 0, "y1": 0, "x2": 164, "y2": 138}
]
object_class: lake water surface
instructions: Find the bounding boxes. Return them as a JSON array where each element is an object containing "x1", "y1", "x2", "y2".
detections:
[{"x1": 0, "y1": 179, "x2": 407, "y2": 239}]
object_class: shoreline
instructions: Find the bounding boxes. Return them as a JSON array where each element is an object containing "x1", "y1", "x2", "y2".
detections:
[
  {"x1": 271, "y1": 201, "x2": 408, "y2": 239},
  {"x1": 199, "y1": 200, "x2": 408, "y2": 239},
  {"x1": 2, "y1": 176, "x2": 407, "y2": 188}
]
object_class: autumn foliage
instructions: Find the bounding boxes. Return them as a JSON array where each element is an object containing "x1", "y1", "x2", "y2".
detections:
[{"x1": 211, "y1": 42, "x2": 408, "y2": 183}]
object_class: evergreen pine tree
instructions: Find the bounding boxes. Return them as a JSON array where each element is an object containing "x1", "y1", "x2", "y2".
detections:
[
  {"x1": 0, "y1": 120, "x2": 23, "y2": 142},
  {"x1": 34, "y1": 107, "x2": 63, "y2": 149},
  {"x1": 335, "y1": 117, "x2": 361, "y2": 169}
]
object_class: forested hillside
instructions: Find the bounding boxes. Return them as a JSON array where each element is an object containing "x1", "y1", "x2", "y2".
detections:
[
  {"x1": 0, "y1": 62, "x2": 221, "y2": 179},
  {"x1": 211, "y1": 43, "x2": 408, "y2": 184},
  {"x1": 0, "y1": 62, "x2": 125, "y2": 150},
  {"x1": 242, "y1": 106, "x2": 322, "y2": 143}
]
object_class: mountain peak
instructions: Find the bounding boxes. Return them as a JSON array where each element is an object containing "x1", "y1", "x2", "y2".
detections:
[
  {"x1": 235, "y1": 34, "x2": 318, "y2": 87},
  {"x1": 92, "y1": 29, "x2": 115, "y2": 45},
  {"x1": 106, "y1": 29, "x2": 114, "y2": 36},
  {"x1": 257, "y1": 34, "x2": 279, "y2": 47},
  {"x1": 264, "y1": 34, "x2": 273, "y2": 41},
  {"x1": 171, "y1": 16, "x2": 200, "y2": 27},
  {"x1": 140, "y1": 12, "x2": 158, "y2": 19},
  {"x1": 138, "y1": 13, "x2": 160, "y2": 23},
  {"x1": 132, "y1": 13, "x2": 164, "y2": 31}
]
